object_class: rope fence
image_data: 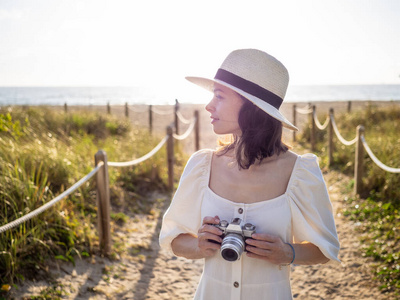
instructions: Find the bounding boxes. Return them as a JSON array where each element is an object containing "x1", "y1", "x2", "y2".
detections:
[
  {"x1": 3, "y1": 99, "x2": 398, "y2": 253},
  {"x1": 293, "y1": 102, "x2": 400, "y2": 195},
  {"x1": 108, "y1": 136, "x2": 169, "y2": 167},
  {"x1": 295, "y1": 104, "x2": 313, "y2": 114},
  {"x1": 173, "y1": 116, "x2": 197, "y2": 140},
  {"x1": 176, "y1": 111, "x2": 192, "y2": 125},
  {"x1": 360, "y1": 135, "x2": 400, "y2": 173},
  {"x1": 313, "y1": 109, "x2": 330, "y2": 130},
  {"x1": 66, "y1": 101, "x2": 188, "y2": 135},
  {"x1": 150, "y1": 107, "x2": 174, "y2": 115},
  {"x1": 330, "y1": 115, "x2": 357, "y2": 146},
  {"x1": 1, "y1": 105, "x2": 200, "y2": 256},
  {"x1": 0, "y1": 162, "x2": 103, "y2": 234}
]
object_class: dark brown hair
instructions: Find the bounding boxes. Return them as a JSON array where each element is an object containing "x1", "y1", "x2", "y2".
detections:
[{"x1": 218, "y1": 96, "x2": 289, "y2": 169}]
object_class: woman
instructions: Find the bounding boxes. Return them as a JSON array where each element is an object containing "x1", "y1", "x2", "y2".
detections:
[{"x1": 159, "y1": 49, "x2": 340, "y2": 299}]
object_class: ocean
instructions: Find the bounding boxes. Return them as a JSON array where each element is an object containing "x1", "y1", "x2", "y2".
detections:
[{"x1": 1, "y1": 85, "x2": 400, "y2": 106}]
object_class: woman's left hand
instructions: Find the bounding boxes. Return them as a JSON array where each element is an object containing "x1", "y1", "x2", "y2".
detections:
[{"x1": 245, "y1": 233, "x2": 294, "y2": 265}]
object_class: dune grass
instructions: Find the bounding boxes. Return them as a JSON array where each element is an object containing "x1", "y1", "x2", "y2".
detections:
[
  {"x1": 0, "y1": 106, "x2": 186, "y2": 288},
  {"x1": 300, "y1": 103, "x2": 400, "y2": 295}
]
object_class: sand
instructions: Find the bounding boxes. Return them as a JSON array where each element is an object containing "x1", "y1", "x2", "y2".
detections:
[{"x1": 8, "y1": 100, "x2": 400, "y2": 299}]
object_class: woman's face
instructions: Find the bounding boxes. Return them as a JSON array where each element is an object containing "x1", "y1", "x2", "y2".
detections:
[{"x1": 205, "y1": 83, "x2": 245, "y2": 136}]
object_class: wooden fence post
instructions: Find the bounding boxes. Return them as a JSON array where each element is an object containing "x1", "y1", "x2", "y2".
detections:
[
  {"x1": 107, "y1": 102, "x2": 111, "y2": 114},
  {"x1": 311, "y1": 105, "x2": 316, "y2": 152},
  {"x1": 194, "y1": 110, "x2": 200, "y2": 151},
  {"x1": 94, "y1": 150, "x2": 111, "y2": 255},
  {"x1": 174, "y1": 99, "x2": 179, "y2": 135},
  {"x1": 64, "y1": 103, "x2": 68, "y2": 113},
  {"x1": 125, "y1": 102, "x2": 129, "y2": 118},
  {"x1": 308, "y1": 103, "x2": 312, "y2": 145},
  {"x1": 167, "y1": 126, "x2": 174, "y2": 191},
  {"x1": 347, "y1": 101, "x2": 352, "y2": 113},
  {"x1": 292, "y1": 104, "x2": 297, "y2": 142},
  {"x1": 149, "y1": 105, "x2": 153, "y2": 134},
  {"x1": 354, "y1": 125, "x2": 365, "y2": 196},
  {"x1": 328, "y1": 108, "x2": 334, "y2": 166}
]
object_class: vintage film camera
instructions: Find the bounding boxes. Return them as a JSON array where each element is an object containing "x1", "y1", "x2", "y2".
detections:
[{"x1": 211, "y1": 218, "x2": 256, "y2": 262}]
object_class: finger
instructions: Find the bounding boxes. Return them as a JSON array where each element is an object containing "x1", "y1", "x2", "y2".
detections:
[
  {"x1": 198, "y1": 224, "x2": 223, "y2": 236},
  {"x1": 202, "y1": 216, "x2": 220, "y2": 225},
  {"x1": 201, "y1": 240, "x2": 221, "y2": 250},
  {"x1": 246, "y1": 248, "x2": 285, "y2": 265},
  {"x1": 205, "y1": 224, "x2": 223, "y2": 235},
  {"x1": 198, "y1": 232, "x2": 223, "y2": 244},
  {"x1": 245, "y1": 245, "x2": 271, "y2": 257},
  {"x1": 250, "y1": 233, "x2": 280, "y2": 243},
  {"x1": 198, "y1": 237, "x2": 222, "y2": 251},
  {"x1": 245, "y1": 239, "x2": 274, "y2": 250}
]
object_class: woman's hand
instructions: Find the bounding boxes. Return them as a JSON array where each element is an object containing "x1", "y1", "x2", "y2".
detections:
[
  {"x1": 245, "y1": 233, "x2": 294, "y2": 265},
  {"x1": 171, "y1": 215, "x2": 223, "y2": 260},
  {"x1": 196, "y1": 216, "x2": 223, "y2": 258}
]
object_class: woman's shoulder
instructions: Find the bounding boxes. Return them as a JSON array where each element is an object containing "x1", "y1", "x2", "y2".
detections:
[
  {"x1": 296, "y1": 152, "x2": 320, "y2": 169},
  {"x1": 287, "y1": 150, "x2": 319, "y2": 165},
  {"x1": 289, "y1": 151, "x2": 325, "y2": 184},
  {"x1": 287, "y1": 152, "x2": 330, "y2": 205},
  {"x1": 183, "y1": 148, "x2": 214, "y2": 174},
  {"x1": 188, "y1": 148, "x2": 214, "y2": 163}
]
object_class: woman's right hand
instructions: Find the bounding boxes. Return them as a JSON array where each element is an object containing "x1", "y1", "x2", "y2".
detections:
[{"x1": 197, "y1": 215, "x2": 223, "y2": 257}]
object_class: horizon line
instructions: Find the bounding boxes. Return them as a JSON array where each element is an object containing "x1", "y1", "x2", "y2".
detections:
[{"x1": 1, "y1": 83, "x2": 400, "y2": 88}]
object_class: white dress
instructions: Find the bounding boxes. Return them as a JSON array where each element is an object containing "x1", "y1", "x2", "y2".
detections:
[{"x1": 159, "y1": 149, "x2": 340, "y2": 300}]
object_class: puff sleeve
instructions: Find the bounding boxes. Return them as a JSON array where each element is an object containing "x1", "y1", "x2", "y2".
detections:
[
  {"x1": 288, "y1": 154, "x2": 341, "y2": 264},
  {"x1": 159, "y1": 149, "x2": 211, "y2": 254}
]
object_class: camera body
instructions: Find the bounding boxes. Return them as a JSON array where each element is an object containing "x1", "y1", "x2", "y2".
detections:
[{"x1": 211, "y1": 218, "x2": 256, "y2": 262}]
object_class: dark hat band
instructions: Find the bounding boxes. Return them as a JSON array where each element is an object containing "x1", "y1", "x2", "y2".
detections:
[{"x1": 214, "y1": 69, "x2": 283, "y2": 109}]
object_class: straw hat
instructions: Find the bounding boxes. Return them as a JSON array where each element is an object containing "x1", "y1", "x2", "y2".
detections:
[{"x1": 186, "y1": 49, "x2": 298, "y2": 131}]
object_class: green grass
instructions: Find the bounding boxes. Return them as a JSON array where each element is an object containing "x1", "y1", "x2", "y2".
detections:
[
  {"x1": 342, "y1": 197, "x2": 400, "y2": 294},
  {"x1": 300, "y1": 103, "x2": 400, "y2": 295},
  {"x1": 0, "y1": 106, "x2": 186, "y2": 288}
]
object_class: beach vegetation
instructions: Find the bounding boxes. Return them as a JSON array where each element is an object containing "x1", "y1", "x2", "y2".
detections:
[
  {"x1": 300, "y1": 103, "x2": 400, "y2": 295},
  {"x1": 0, "y1": 106, "x2": 186, "y2": 289}
]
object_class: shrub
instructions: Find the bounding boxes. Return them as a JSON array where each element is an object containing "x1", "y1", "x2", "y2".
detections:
[{"x1": 0, "y1": 106, "x2": 186, "y2": 285}]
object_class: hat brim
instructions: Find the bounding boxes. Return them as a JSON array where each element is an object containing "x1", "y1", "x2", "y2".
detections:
[{"x1": 186, "y1": 76, "x2": 298, "y2": 131}]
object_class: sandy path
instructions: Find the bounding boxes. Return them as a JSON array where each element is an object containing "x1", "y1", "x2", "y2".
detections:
[{"x1": 9, "y1": 101, "x2": 399, "y2": 299}]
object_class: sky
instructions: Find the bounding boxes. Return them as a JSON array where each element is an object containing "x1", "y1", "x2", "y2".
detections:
[{"x1": 1, "y1": 0, "x2": 400, "y2": 100}]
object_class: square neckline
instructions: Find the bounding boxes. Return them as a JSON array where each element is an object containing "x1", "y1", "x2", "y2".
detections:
[{"x1": 205, "y1": 150, "x2": 300, "y2": 205}]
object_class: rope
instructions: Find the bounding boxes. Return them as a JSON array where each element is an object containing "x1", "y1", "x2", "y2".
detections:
[
  {"x1": 313, "y1": 111, "x2": 330, "y2": 130},
  {"x1": 361, "y1": 135, "x2": 400, "y2": 173},
  {"x1": 173, "y1": 117, "x2": 197, "y2": 140},
  {"x1": 1, "y1": 135, "x2": 171, "y2": 233},
  {"x1": 295, "y1": 105, "x2": 313, "y2": 114},
  {"x1": 0, "y1": 162, "x2": 104, "y2": 234},
  {"x1": 330, "y1": 115, "x2": 357, "y2": 146},
  {"x1": 0, "y1": 109, "x2": 194, "y2": 234},
  {"x1": 108, "y1": 136, "x2": 169, "y2": 167},
  {"x1": 176, "y1": 111, "x2": 192, "y2": 124},
  {"x1": 151, "y1": 107, "x2": 174, "y2": 115}
]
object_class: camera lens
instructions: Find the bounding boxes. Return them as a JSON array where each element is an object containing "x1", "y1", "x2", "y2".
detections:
[
  {"x1": 220, "y1": 233, "x2": 245, "y2": 262},
  {"x1": 221, "y1": 248, "x2": 239, "y2": 261}
]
